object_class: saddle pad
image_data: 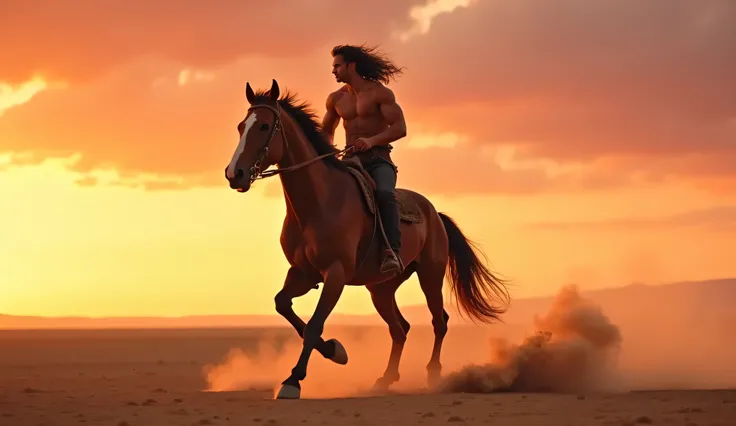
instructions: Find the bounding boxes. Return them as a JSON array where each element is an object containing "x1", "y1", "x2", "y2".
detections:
[{"x1": 345, "y1": 167, "x2": 423, "y2": 223}]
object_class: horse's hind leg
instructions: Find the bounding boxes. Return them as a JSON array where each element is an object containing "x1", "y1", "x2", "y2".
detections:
[
  {"x1": 416, "y1": 261, "x2": 449, "y2": 388},
  {"x1": 275, "y1": 266, "x2": 347, "y2": 365},
  {"x1": 367, "y1": 273, "x2": 411, "y2": 391}
]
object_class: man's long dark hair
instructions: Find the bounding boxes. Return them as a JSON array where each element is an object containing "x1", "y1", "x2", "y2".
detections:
[{"x1": 331, "y1": 44, "x2": 405, "y2": 85}]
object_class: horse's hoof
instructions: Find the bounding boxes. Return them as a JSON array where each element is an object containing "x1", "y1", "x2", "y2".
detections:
[
  {"x1": 372, "y1": 373, "x2": 399, "y2": 392},
  {"x1": 275, "y1": 384, "x2": 301, "y2": 400},
  {"x1": 372, "y1": 378, "x2": 390, "y2": 392},
  {"x1": 326, "y1": 338, "x2": 348, "y2": 365}
]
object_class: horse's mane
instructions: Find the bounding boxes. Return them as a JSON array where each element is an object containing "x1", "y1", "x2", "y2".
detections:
[{"x1": 252, "y1": 89, "x2": 346, "y2": 171}]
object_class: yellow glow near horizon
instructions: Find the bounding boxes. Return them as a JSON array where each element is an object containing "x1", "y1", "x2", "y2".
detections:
[
  {"x1": 1, "y1": 157, "x2": 735, "y2": 318},
  {"x1": 2, "y1": 1, "x2": 735, "y2": 324}
]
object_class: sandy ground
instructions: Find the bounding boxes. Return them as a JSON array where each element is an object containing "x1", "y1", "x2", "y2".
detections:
[
  {"x1": 1, "y1": 367, "x2": 734, "y2": 426},
  {"x1": 1, "y1": 327, "x2": 734, "y2": 426},
  {"x1": 2, "y1": 286, "x2": 735, "y2": 425}
]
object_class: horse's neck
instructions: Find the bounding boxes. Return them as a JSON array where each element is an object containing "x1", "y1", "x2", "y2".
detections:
[{"x1": 277, "y1": 116, "x2": 343, "y2": 225}]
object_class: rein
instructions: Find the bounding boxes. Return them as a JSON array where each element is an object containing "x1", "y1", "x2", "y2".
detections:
[
  {"x1": 241, "y1": 102, "x2": 375, "y2": 276},
  {"x1": 245, "y1": 103, "x2": 354, "y2": 183}
]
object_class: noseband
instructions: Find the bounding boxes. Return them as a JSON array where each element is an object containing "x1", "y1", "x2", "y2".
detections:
[{"x1": 228, "y1": 102, "x2": 354, "y2": 184}]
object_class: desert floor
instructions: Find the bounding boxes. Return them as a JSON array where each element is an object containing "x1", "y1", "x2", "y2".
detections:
[{"x1": 1, "y1": 328, "x2": 734, "y2": 426}]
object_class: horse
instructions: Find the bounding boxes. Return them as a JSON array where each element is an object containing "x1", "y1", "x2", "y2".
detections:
[{"x1": 224, "y1": 79, "x2": 510, "y2": 399}]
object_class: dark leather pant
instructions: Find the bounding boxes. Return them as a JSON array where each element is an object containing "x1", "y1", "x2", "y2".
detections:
[{"x1": 363, "y1": 157, "x2": 401, "y2": 255}]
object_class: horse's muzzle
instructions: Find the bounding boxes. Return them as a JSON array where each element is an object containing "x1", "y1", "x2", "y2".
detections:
[{"x1": 225, "y1": 167, "x2": 251, "y2": 192}]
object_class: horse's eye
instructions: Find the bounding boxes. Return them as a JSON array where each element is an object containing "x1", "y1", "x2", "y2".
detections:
[{"x1": 260, "y1": 123, "x2": 269, "y2": 131}]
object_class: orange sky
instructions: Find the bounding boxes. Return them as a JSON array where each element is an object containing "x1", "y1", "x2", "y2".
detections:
[{"x1": 1, "y1": 0, "x2": 735, "y2": 318}]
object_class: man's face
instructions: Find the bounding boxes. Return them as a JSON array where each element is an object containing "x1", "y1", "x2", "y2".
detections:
[{"x1": 332, "y1": 55, "x2": 350, "y2": 83}]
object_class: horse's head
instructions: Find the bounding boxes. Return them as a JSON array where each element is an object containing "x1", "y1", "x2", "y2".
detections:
[{"x1": 225, "y1": 79, "x2": 288, "y2": 193}]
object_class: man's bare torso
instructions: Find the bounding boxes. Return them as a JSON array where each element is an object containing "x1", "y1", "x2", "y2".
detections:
[{"x1": 331, "y1": 83, "x2": 390, "y2": 147}]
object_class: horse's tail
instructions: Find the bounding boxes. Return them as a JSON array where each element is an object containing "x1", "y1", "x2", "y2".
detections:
[{"x1": 438, "y1": 212, "x2": 511, "y2": 323}]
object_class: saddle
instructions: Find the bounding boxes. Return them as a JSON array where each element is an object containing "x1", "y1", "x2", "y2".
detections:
[{"x1": 341, "y1": 157, "x2": 423, "y2": 224}]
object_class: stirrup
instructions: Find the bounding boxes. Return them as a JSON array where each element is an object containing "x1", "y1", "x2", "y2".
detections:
[{"x1": 380, "y1": 249, "x2": 403, "y2": 273}]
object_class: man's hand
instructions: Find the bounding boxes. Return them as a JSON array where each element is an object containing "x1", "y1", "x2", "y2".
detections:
[{"x1": 354, "y1": 137, "x2": 376, "y2": 152}]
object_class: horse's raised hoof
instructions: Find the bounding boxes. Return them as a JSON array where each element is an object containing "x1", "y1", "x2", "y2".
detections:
[
  {"x1": 325, "y1": 338, "x2": 348, "y2": 365},
  {"x1": 275, "y1": 384, "x2": 301, "y2": 400}
]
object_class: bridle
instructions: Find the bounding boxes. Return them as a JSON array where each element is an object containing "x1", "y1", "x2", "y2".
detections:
[
  {"x1": 229, "y1": 102, "x2": 375, "y2": 275},
  {"x1": 228, "y1": 102, "x2": 354, "y2": 185}
]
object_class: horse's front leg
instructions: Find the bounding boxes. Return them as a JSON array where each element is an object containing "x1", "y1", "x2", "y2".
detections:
[
  {"x1": 275, "y1": 266, "x2": 348, "y2": 364},
  {"x1": 276, "y1": 262, "x2": 347, "y2": 399}
]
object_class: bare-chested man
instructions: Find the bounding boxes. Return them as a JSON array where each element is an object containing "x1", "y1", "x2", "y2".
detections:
[{"x1": 321, "y1": 44, "x2": 407, "y2": 274}]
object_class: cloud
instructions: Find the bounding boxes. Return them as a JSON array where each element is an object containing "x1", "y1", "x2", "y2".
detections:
[
  {"x1": 0, "y1": 0, "x2": 425, "y2": 187},
  {"x1": 391, "y1": 144, "x2": 615, "y2": 196},
  {"x1": 177, "y1": 69, "x2": 215, "y2": 87},
  {"x1": 260, "y1": 139, "x2": 629, "y2": 198},
  {"x1": 0, "y1": 53, "x2": 345, "y2": 183},
  {"x1": 527, "y1": 205, "x2": 736, "y2": 231},
  {"x1": 0, "y1": 77, "x2": 49, "y2": 116},
  {"x1": 0, "y1": 0, "x2": 421, "y2": 84},
  {"x1": 398, "y1": 0, "x2": 475, "y2": 41},
  {"x1": 391, "y1": 0, "x2": 736, "y2": 180},
  {"x1": 2, "y1": 0, "x2": 734, "y2": 195}
]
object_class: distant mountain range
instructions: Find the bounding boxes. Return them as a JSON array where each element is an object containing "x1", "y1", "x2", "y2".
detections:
[{"x1": 2, "y1": 278, "x2": 734, "y2": 329}]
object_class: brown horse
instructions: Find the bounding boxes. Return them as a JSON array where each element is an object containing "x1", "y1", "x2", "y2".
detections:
[{"x1": 224, "y1": 79, "x2": 510, "y2": 399}]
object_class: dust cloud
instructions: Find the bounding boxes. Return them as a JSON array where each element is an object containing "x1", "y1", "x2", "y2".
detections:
[
  {"x1": 202, "y1": 283, "x2": 736, "y2": 398},
  {"x1": 202, "y1": 327, "x2": 433, "y2": 399},
  {"x1": 437, "y1": 285, "x2": 623, "y2": 393}
]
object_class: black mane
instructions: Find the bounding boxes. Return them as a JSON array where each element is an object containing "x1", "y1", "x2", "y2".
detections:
[{"x1": 252, "y1": 89, "x2": 346, "y2": 171}]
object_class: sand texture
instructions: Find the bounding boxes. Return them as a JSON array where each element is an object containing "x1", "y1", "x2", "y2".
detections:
[
  {"x1": 2, "y1": 285, "x2": 735, "y2": 425},
  {"x1": 1, "y1": 356, "x2": 735, "y2": 426}
]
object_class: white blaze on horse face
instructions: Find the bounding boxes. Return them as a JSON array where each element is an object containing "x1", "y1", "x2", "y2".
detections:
[{"x1": 226, "y1": 111, "x2": 258, "y2": 179}]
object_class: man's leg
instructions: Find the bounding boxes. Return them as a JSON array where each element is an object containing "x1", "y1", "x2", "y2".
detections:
[{"x1": 367, "y1": 161, "x2": 402, "y2": 273}]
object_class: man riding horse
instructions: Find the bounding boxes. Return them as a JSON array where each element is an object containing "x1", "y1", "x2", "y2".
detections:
[
  {"x1": 224, "y1": 50, "x2": 510, "y2": 398},
  {"x1": 321, "y1": 44, "x2": 407, "y2": 275}
]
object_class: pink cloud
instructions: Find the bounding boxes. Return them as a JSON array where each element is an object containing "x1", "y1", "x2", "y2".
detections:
[
  {"x1": 390, "y1": 0, "x2": 736, "y2": 174},
  {"x1": 3, "y1": 0, "x2": 735, "y2": 195},
  {"x1": 0, "y1": 0, "x2": 421, "y2": 84}
]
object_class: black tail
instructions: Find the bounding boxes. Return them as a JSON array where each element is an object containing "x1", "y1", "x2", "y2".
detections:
[{"x1": 439, "y1": 212, "x2": 510, "y2": 323}]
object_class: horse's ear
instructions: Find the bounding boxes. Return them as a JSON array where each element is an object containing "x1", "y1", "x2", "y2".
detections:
[
  {"x1": 269, "y1": 79, "x2": 280, "y2": 101},
  {"x1": 245, "y1": 82, "x2": 255, "y2": 104}
]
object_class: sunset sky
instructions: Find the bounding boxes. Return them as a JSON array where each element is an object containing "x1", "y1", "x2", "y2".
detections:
[{"x1": 2, "y1": 0, "x2": 735, "y2": 318}]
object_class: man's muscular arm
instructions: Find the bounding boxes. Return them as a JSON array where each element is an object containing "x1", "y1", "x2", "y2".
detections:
[
  {"x1": 365, "y1": 87, "x2": 407, "y2": 148},
  {"x1": 322, "y1": 92, "x2": 341, "y2": 146}
]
